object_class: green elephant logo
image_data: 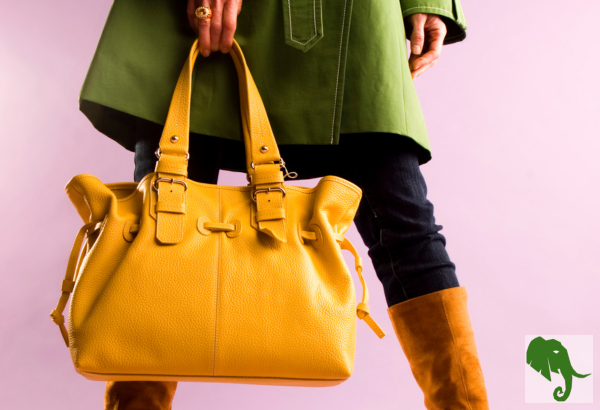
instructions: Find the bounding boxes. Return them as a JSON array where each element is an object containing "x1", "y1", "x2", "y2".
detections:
[{"x1": 526, "y1": 336, "x2": 591, "y2": 402}]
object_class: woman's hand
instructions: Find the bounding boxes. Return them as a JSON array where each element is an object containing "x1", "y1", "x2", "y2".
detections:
[
  {"x1": 187, "y1": 0, "x2": 243, "y2": 57},
  {"x1": 408, "y1": 13, "x2": 447, "y2": 79}
]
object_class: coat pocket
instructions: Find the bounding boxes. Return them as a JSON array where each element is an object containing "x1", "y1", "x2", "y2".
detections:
[{"x1": 282, "y1": 0, "x2": 324, "y2": 52}]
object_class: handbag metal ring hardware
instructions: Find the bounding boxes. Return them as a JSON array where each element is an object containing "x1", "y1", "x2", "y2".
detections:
[
  {"x1": 249, "y1": 158, "x2": 297, "y2": 179},
  {"x1": 279, "y1": 158, "x2": 298, "y2": 179},
  {"x1": 252, "y1": 187, "x2": 286, "y2": 202},
  {"x1": 155, "y1": 148, "x2": 190, "y2": 161},
  {"x1": 153, "y1": 178, "x2": 188, "y2": 192}
]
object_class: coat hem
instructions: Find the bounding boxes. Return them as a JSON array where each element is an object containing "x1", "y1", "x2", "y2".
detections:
[{"x1": 80, "y1": 98, "x2": 432, "y2": 169}]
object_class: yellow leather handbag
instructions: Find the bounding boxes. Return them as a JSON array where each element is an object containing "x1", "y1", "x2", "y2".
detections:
[{"x1": 50, "y1": 39, "x2": 384, "y2": 387}]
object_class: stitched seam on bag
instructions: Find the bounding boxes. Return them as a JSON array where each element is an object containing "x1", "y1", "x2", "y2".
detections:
[
  {"x1": 67, "y1": 175, "x2": 97, "y2": 196},
  {"x1": 68, "y1": 176, "x2": 99, "y2": 223},
  {"x1": 401, "y1": 6, "x2": 452, "y2": 16},
  {"x1": 142, "y1": 175, "x2": 356, "y2": 194},
  {"x1": 337, "y1": 194, "x2": 362, "y2": 234},
  {"x1": 82, "y1": 194, "x2": 94, "y2": 224},
  {"x1": 324, "y1": 176, "x2": 362, "y2": 196},
  {"x1": 177, "y1": 59, "x2": 186, "y2": 148},
  {"x1": 212, "y1": 189, "x2": 221, "y2": 376},
  {"x1": 285, "y1": 178, "x2": 362, "y2": 197},
  {"x1": 288, "y1": 0, "x2": 318, "y2": 45},
  {"x1": 115, "y1": 187, "x2": 142, "y2": 203},
  {"x1": 330, "y1": 0, "x2": 349, "y2": 144},
  {"x1": 164, "y1": 52, "x2": 188, "y2": 155},
  {"x1": 441, "y1": 296, "x2": 473, "y2": 409},
  {"x1": 78, "y1": 370, "x2": 347, "y2": 382}
]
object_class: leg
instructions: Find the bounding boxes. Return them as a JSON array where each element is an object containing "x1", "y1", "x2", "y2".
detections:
[
  {"x1": 337, "y1": 133, "x2": 489, "y2": 410},
  {"x1": 104, "y1": 381, "x2": 177, "y2": 410},
  {"x1": 337, "y1": 133, "x2": 459, "y2": 306}
]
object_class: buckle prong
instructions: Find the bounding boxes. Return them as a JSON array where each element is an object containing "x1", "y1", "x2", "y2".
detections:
[
  {"x1": 252, "y1": 187, "x2": 286, "y2": 202},
  {"x1": 153, "y1": 178, "x2": 188, "y2": 192}
]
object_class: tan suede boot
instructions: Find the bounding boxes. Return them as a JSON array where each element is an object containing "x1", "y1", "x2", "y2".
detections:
[
  {"x1": 388, "y1": 286, "x2": 489, "y2": 410},
  {"x1": 104, "y1": 381, "x2": 178, "y2": 410}
]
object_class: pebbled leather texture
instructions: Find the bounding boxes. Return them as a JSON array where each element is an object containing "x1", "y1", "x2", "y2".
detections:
[{"x1": 51, "y1": 39, "x2": 384, "y2": 386}]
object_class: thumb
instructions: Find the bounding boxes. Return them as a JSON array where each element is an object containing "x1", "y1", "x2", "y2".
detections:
[{"x1": 410, "y1": 13, "x2": 426, "y2": 55}]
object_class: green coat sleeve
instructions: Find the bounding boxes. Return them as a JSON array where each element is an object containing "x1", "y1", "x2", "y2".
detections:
[{"x1": 399, "y1": 0, "x2": 467, "y2": 45}]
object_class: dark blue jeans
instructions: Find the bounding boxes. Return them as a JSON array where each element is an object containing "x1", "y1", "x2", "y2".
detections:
[{"x1": 133, "y1": 119, "x2": 460, "y2": 307}]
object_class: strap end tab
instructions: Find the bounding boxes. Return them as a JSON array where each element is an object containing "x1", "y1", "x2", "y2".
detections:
[{"x1": 357, "y1": 303, "x2": 386, "y2": 339}]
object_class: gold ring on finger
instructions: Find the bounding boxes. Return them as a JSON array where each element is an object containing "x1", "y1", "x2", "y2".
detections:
[{"x1": 195, "y1": 6, "x2": 212, "y2": 19}]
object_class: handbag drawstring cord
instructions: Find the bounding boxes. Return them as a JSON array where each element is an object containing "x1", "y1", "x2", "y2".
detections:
[
  {"x1": 337, "y1": 234, "x2": 386, "y2": 339},
  {"x1": 50, "y1": 221, "x2": 101, "y2": 347}
]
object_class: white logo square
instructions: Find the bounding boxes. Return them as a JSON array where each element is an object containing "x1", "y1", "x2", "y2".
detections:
[{"x1": 525, "y1": 335, "x2": 593, "y2": 403}]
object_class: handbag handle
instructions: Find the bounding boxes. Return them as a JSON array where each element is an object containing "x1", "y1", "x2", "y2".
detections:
[
  {"x1": 153, "y1": 39, "x2": 290, "y2": 244},
  {"x1": 155, "y1": 39, "x2": 286, "y2": 184}
]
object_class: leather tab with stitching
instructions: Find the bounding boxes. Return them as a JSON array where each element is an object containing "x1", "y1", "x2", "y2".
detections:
[
  {"x1": 251, "y1": 164, "x2": 285, "y2": 185},
  {"x1": 255, "y1": 184, "x2": 286, "y2": 242},
  {"x1": 61, "y1": 279, "x2": 75, "y2": 293},
  {"x1": 154, "y1": 154, "x2": 188, "y2": 177},
  {"x1": 155, "y1": 176, "x2": 186, "y2": 244},
  {"x1": 252, "y1": 164, "x2": 287, "y2": 241},
  {"x1": 256, "y1": 207, "x2": 286, "y2": 222}
]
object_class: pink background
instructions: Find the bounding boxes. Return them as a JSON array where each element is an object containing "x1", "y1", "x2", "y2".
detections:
[{"x1": 1, "y1": 1, "x2": 598, "y2": 408}]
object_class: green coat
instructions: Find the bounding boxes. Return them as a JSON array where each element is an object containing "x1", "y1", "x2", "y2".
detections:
[{"x1": 79, "y1": 0, "x2": 466, "y2": 165}]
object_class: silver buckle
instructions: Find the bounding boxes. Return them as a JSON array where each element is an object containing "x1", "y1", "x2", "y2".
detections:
[
  {"x1": 252, "y1": 187, "x2": 286, "y2": 202},
  {"x1": 153, "y1": 178, "x2": 188, "y2": 192}
]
